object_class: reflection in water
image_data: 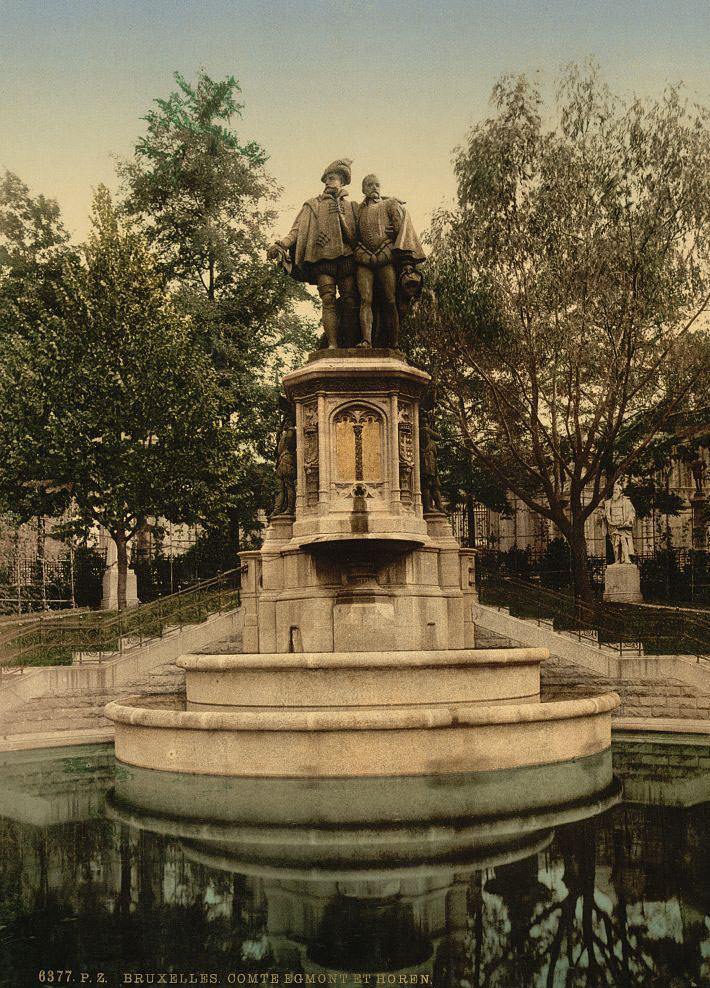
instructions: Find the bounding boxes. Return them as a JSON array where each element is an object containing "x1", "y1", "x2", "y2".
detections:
[{"x1": 0, "y1": 741, "x2": 707, "y2": 987}]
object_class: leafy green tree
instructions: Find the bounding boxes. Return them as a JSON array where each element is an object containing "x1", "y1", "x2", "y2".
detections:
[
  {"x1": 0, "y1": 188, "x2": 238, "y2": 608},
  {"x1": 118, "y1": 71, "x2": 317, "y2": 549},
  {"x1": 0, "y1": 170, "x2": 77, "y2": 342},
  {"x1": 0, "y1": 170, "x2": 69, "y2": 270},
  {"x1": 409, "y1": 65, "x2": 710, "y2": 601}
]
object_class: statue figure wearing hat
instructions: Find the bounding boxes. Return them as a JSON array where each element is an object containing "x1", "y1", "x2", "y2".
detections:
[{"x1": 268, "y1": 158, "x2": 359, "y2": 348}]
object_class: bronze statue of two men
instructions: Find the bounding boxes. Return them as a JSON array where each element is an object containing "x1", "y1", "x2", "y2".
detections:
[{"x1": 268, "y1": 158, "x2": 425, "y2": 349}]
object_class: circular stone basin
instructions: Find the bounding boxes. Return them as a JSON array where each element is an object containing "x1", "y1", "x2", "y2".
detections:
[
  {"x1": 105, "y1": 752, "x2": 621, "y2": 879},
  {"x1": 105, "y1": 690, "x2": 620, "y2": 778},
  {"x1": 177, "y1": 647, "x2": 546, "y2": 709},
  {"x1": 300, "y1": 534, "x2": 426, "y2": 568}
]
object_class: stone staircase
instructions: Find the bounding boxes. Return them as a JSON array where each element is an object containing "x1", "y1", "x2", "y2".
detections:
[
  {"x1": 0, "y1": 660, "x2": 189, "y2": 740},
  {"x1": 0, "y1": 607, "x2": 243, "y2": 751},
  {"x1": 475, "y1": 622, "x2": 710, "y2": 722}
]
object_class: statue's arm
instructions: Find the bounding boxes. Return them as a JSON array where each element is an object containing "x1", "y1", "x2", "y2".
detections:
[
  {"x1": 386, "y1": 198, "x2": 404, "y2": 237},
  {"x1": 277, "y1": 208, "x2": 303, "y2": 250},
  {"x1": 339, "y1": 200, "x2": 358, "y2": 245}
]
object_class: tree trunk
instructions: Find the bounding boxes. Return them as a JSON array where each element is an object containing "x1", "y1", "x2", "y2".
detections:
[
  {"x1": 115, "y1": 532, "x2": 128, "y2": 611},
  {"x1": 569, "y1": 519, "x2": 596, "y2": 607},
  {"x1": 227, "y1": 505, "x2": 240, "y2": 566}
]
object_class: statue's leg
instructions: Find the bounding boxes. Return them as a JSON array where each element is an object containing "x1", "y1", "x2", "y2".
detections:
[
  {"x1": 338, "y1": 272, "x2": 359, "y2": 347},
  {"x1": 622, "y1": 533, "x2": 633, "y2": 564},
  {"x1": 286, "y1": 479, "x2": 296, "y2": 515},
  {"x1": 422, "y1": 479, "x2": 431, "y2": 513},
  {"x1": 614, "y1": 536, "x2": 622, "y2": 564},
  {"x1": 355, "y1": 265, "x2": 374, "y2": 346},
  {"x1": 316, "y1": 274, "x2": 338, "y2": 348},
  {"x1": 377, "y1": 264, "x2": 399, "y2": 348},
  {"x1": 273, "y1": 480, "x2": 285, "y2": 516}
]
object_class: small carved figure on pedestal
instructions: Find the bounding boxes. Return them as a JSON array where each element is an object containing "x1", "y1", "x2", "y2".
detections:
[
  {"x1": 420, "y1": 411, "x2": 444, "y2": 513},
  {"x1": 355, "y1": 174, "x2": 425, "y2": 349},
  {"x1": 272, "y1": 414, "x2": 297, "y2": 517},
  {"x1": 691, "y1": 457, "x2": 706, "y2": 496},
  {"x1": 268, "y1": 159, "x2": 359, "y2": 349},
  {"x1": 603, "y1": 480, "x2": 636, "y2": 564}
]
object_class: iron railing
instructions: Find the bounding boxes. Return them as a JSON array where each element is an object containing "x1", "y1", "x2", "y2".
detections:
[
  {"x1": 0, "y1": 568, "x2": 241, "y2": 674},
  {"x1": 478, "y1": 573, "x2": 710, "y2": 660}
]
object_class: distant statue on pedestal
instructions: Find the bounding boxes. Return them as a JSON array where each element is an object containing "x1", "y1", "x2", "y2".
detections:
[
  {"x1": 603, "y1": 481, "x2": 636, "y2": 564},
  {"x1": 603, "y1": 480, "x2": 642, "y2": 602},
  {"x1": 691, "y1": 457, "x2": 706, "y2": 496},
  {"x1": 420, "y1": 412, "x2": 444, "y2": 513},
  {"x1": 272, "y1": 419, "x2": 297, "y2": 517}
]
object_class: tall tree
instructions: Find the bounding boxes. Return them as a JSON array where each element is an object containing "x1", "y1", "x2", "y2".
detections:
[
  {"x1": 118, "y1": 71, "x2": 317, "y2": 547},
  {"x1": 409, "y1": 65, "x2": 710, "y2": 601},
  {"x1": 0, "y1": 170, "x2": 76, "y2": 337},
  {"x1": 0, "y1": 188, "x2": 238, "y2": 608}
]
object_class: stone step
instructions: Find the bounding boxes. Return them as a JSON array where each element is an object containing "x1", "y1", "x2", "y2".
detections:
[{"x1": 2, "y1": 713, "x2": 110, "y2": 737}]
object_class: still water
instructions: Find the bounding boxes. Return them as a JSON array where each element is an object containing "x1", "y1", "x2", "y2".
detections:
[{"x1": 0, "y1": 737, "x2": 708, "y2": 988}]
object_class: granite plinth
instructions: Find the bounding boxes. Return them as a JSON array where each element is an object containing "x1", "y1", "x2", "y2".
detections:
[{"x1": 604, "y1": 562, "x2": 643, "y2": 602}]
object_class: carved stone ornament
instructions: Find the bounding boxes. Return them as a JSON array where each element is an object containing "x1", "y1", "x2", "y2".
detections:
[
  {"x1": 398, "y1": 399, "x2": 414, "y2": 504},
  {"x1": 334, "y1": 406, "x2": 383, "y2": 484},
  {"x1": 303, "y1": 401, "x2": 319, "y2": 507}
]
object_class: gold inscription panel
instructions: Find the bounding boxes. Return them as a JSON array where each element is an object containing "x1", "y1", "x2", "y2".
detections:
[{"x1": 334, "y1": 408, "x2": 382, "y2": 482}]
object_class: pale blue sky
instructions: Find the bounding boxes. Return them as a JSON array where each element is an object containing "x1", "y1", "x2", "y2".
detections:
[{"x1": 2, "y1": 0, "x2": 709, "y2": 239}]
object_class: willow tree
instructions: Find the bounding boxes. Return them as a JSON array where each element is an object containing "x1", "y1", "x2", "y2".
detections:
[{"x1": 411, "y1": 65, "x2": 710, "y2": 601}]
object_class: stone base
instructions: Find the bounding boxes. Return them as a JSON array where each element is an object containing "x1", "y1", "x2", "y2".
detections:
[
  {"x1": 106, "y1": 691, "x2": 620, "y2": 777},
  {"x1": 603, "y1": 562, "x2": 642, "y2": 603},
  {"x1": 239, "y1": 538, "x2": 478, "y2": 654},
  {"x1": 100, "y1": 566, "x2": 139, "y2": 610},
  {"x1": 178, "y1": 647, "x2": 544, "y2": 709}
]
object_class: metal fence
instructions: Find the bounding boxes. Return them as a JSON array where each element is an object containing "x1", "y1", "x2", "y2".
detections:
[
  {"x1": 478, "y1": 572, "x2": 710, "y2": 660},
  {"x1": 0, "y1": 567, "x2": 241, "y2": 675}
]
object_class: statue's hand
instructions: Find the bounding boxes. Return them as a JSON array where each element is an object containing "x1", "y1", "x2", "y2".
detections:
[{"x1": 267, "y1": 243, "x2": 285, "y2": 262}]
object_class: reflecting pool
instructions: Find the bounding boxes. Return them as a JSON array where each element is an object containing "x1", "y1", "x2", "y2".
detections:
[{"x1": 0, "y1": 737, "x2": 708, "y2": 988}]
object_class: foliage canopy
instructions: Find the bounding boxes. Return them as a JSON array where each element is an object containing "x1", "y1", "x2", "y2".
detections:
[{"x1": 408, "y1": 64, "x2": 710, "y2": 598}]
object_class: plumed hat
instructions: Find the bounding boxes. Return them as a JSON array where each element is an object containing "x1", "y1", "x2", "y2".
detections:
[{"x1": 320, "y1": 158, "x2": 353, "y2": 185}]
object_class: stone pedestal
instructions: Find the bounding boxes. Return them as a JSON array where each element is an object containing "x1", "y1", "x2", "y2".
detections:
[
  {"x1": 603, "y1": 562, "x2": 642, "y2": 603},
  {"x1": 100, "y1": 565, "x2": 139, "y2": 610},
  {"x1": 107, "y1": 346, "x2": 621, "y2": 779}
]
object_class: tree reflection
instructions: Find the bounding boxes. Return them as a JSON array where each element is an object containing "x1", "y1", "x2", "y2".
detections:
[
  {"x1": 463, "y1": 807, "x2": 710, "y2": 988},
  {"x1": 1, "y1": 777, "x2": 709, "y2": 987}
]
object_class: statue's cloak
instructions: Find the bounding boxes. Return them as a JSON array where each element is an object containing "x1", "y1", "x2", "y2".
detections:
[
  {"x1": 277, "y1": 192, "x2": 357, "y2": 283},
  {"x1": 390, "y1": 204, "x2": 426, "y2": 265}
]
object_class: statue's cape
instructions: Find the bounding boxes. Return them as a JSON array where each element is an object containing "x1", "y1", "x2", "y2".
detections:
[
  {"x1": 390, "y1": 204, "x2": 426, "y2": 265},
  {"x1": 279, "y1": 194, "x2": 356, "y2": 283}
]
